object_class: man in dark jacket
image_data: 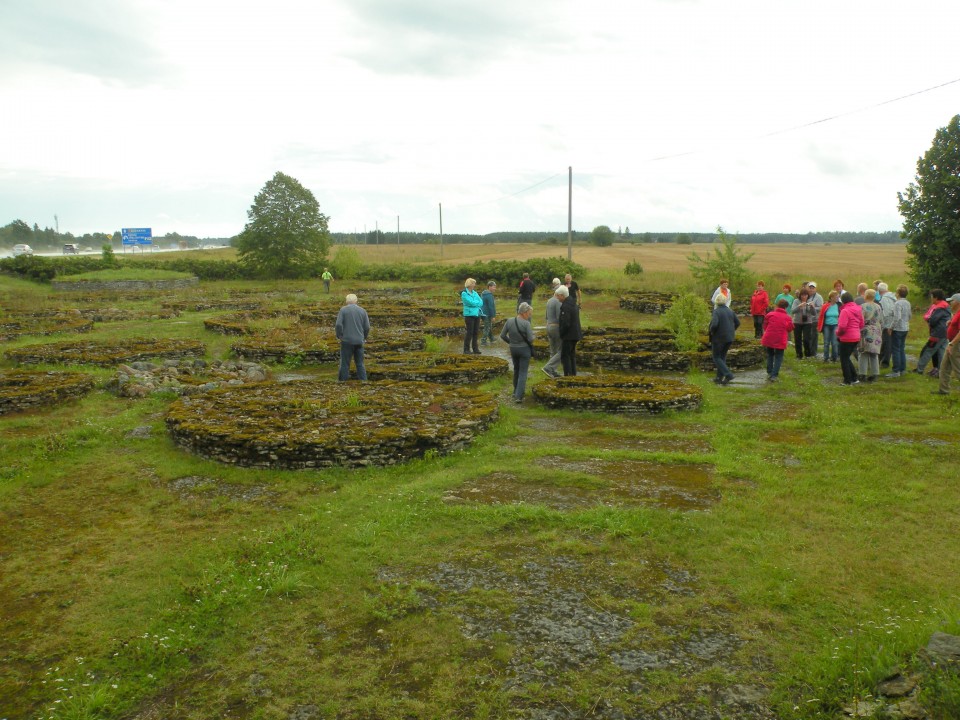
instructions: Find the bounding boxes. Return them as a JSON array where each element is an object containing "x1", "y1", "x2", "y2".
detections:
[
  {"x1": 335, "y1": 293, "x2": 370, "y2": 381},
  {"x1": 517, "y1": 272, "x2": 536, "y2": 310},
  {"x1": 557, "y1": 285, "x2": 583, "y2": 376},
  {"x1": 709, "y1": 292, "x2": 740, "y2": 385}
]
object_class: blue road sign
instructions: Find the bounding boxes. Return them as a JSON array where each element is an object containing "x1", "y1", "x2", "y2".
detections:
[{"x1": 122, "y1": 228, "x2": 153, "y2": 245}]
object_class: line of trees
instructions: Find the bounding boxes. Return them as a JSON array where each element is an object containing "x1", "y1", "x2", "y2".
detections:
[{"x1": 0, "y1": 220, "x2": 225, "y2": 251}]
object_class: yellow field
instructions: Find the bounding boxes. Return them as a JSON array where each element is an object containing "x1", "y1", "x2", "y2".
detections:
[{"x1": 347, "y1": 242, "x2": 909, "y2": 281}]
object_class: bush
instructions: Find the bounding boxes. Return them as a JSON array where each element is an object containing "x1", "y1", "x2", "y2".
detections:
[
  {"x1": 662, "y1": 293, "x2": 711, "y2": 352},
  {"x1": 686, "y1": 226, "x2": 755, "y2": 294},
  {"x1": 331, "y1": 246, "x2": 362, "y2": 280},
  {"x1": 624, "y1": 260, "x2": 643, "y2": 276}
]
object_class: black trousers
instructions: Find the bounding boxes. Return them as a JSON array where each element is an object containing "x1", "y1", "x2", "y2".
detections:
[{"x1": 561, "y1": 339, "x2": 578, "y2": 376}]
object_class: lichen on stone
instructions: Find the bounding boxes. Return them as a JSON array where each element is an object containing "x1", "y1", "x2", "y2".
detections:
[
  {"x1": 366, "y1": 352, "x2": 508, "y2": 384},
  {"x1": 532, "y1": 375, "x2": 702, "y2": 414},
  {"x1": 0, "y1": 369, "x2": 96, "y2": 415},
  {"x1": 4, "y1": 337, "x2": 206, "y2": 367}
]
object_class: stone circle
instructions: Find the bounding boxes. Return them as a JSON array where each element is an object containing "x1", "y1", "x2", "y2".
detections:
[
  {"x1": 532, "y1": 375, "x2": 703, "y2": 414},
  {"x1": 165, "y1": 379, "x2": 499, "y2": 468},
  {"x1": 4, "y1": 337, "x2": 206, "y2": 367},
  {"x1": 0, "y1": 369, "x2": 96, "y2": 415},
  {"x1": 365, "y1": 352, "x2": 508, "y2": 384}
]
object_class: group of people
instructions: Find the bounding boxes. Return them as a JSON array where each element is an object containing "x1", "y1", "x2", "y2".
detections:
[
  {"x1": 461, "y1": 273, "x2": 583, "y2": 403},
  {"x1": 712, "y1": 277, "x2": 960, "y2": 393}
]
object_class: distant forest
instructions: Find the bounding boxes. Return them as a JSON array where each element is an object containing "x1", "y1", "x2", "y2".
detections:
[{"x1": 330, "y1": 229, "x2": 903, "y2": 246}]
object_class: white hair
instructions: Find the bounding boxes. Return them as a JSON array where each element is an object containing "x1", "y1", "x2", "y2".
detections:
[
  {"x1": 555, "y1": 285, "x2": 569, "y2": 298},
  {"x1": 517, "y1": 302, "x2": 532, "y2": 315},
  {"x1": 552, "y1": 277, "x2": 561, "y2": 287},
  {"x1": 715, "y1": 292, "x2": 729, "y2": 306},
  {"x1": 877, "y1": 282, "x2": 888, "y2": 293},
  {"x1": 345, "y1": 294, "x2": 358, "y2": 304}
]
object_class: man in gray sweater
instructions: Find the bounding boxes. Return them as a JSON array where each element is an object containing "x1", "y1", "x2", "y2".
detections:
[
  {"x1": 335, "y1": 293, "x2": 371, "y2": 381},
  {"x1": 541, "y1": 284, "x2": 565, "y2": 377}
]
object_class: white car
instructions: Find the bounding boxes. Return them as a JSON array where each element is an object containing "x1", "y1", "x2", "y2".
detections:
[{"x1": 13, "y1": 244, "x2": 33, "y2": 256}]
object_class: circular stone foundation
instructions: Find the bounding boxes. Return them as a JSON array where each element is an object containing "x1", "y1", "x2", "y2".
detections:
[
  {"x1": 0, "y1": 314, "x2": 94, "y2": 341},
  {"x1": 532, "y1": 375, "x2": 702, "y2": 414},
  {"x1": 0, "y1": 370, "x2": 96, "y2": 415},
  {"x1": 366, "y1": 352, "x2": 508, "y2": 384},
  {"x1": 4, "y1": 337, "x2": 206, "y2": 367},
  {"x1": 166, "y1": 380, "x2": 499, "y2": 469}
]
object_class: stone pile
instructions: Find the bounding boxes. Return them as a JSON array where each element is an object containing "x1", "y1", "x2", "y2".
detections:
[
  {"x1": 106, "y1": 359, "x2": 270, "y2": 398},
  {"x1": 166, "y1": 380, "x2": 499, "y2": 469}
]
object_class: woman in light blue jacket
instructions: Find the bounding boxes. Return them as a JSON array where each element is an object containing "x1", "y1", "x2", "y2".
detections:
[{"x1": 461, "y1": 278, "x2": 483, "y2": 354}]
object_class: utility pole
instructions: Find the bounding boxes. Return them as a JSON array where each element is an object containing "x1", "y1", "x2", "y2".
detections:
[
  {"x1": 375, "y1": 220, "x2": 379, "y2": 245},
  {"x1": 54, "y1": 214, "x2": 59, "y2": 235},
  {"x1": 439, "y1": 203, "x2": 443, "y2": 261},
  {"x1": 397, "y1": 216, "x2": 400, "y2": 245},
  {"x1": 567, "y1": 166, "x2": 573, "y2": 262}
]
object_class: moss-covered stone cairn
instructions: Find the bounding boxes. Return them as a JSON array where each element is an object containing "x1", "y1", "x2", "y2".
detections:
[
  {"x1": 166, "y1": 380, "x2": 499, "y2": 469},
  {"x1": 0, "y1": 370, "x2": 96, "y2": 415},
  {"x1": 106, "y1": 359, "x2": 270, "y2": 398},
  {"x1": 0, "y1": 314, "x2": 94, "y2": 341},
  {"x1": 532, "y1": 375, "x2": 702, "y2": 414},
  {"x1": 4, "y1": 337, "x2": 206, "y2": 367},
  {"x1": 366, "y1": 352, "x2": 508, "y2": 384},
  {"x1": 619, "y1": 291, "x2": 675, "y2": 314},
  {"x1": 231, "y1": 328, "x2": 425, "y2": 364},
  {"x1": 536, "y1": 327, "x2": 763, "y2": 372}
]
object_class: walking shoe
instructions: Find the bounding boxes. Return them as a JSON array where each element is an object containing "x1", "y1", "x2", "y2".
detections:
[
  {"x1": 720, "y1": 375, "x2": 734, "y2": 385},
  {"x1": 885, "y1": 371, "x2": 901, "y2": 378},
  {"x1": 931, "y1": 389, "x2": 949, "y2": 395},
  {"x1": 541, "y1": 367, "x2": 553, "y2": 378}
]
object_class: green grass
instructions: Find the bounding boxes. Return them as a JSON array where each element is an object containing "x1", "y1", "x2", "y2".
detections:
[
  {"x1": 56, "y1": 268, "x2": 197, "y2": 282},
  {"x1": 1, "y1": 271, "x2": 959, "y2": 719}
]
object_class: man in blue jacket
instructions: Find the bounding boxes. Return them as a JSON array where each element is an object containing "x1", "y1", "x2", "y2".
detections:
[{"x1": 480, "y1": 281, "x2": 497, "y2": 345}]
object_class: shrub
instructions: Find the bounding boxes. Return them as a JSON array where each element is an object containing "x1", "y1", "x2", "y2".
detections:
[
  {"x1": 624, "y1": 259, "x2": 643, "y2": 276},
  {"x1": 686, "y1": 226, "x2": 755, "y2": 294},
  {"x1": 662, "y1": 292, "x2": 711, "y2": 352},
  {"x1": 331, "y1": 246, "x2": 362, "y2": 280}
]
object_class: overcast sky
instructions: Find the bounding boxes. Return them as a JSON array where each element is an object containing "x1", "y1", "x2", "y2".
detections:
[{"x1": 1, "y1": 0, "x2": 958, "y2": 239}]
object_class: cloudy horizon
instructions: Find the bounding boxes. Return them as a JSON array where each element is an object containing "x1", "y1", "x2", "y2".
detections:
[{"x1": 1, "y1": 0, "x2": 958, "y2": 239}]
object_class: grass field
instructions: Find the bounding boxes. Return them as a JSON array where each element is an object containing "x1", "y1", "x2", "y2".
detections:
[{"x1": 1, "y1": 247, "x2": 958, "y2": 720}]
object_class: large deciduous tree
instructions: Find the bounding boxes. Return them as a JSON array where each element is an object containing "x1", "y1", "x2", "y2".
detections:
[
  {"x1": 236, "y1": 172, "x2": 330, "y2": 278},
  {"x1": 898, "y1": 115, "x2": 960, "y2": 291},
  {"x1": 589, "y1": 225, "x2": 615, "y2": 247}
]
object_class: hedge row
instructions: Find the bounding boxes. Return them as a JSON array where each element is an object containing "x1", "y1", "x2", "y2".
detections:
[{"x1": 1, "y1": 254, "x2": 586, "y2": 286}]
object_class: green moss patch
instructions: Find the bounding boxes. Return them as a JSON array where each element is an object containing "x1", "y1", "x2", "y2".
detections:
[
  {"x1": 532, "y1": 375, "x2": 703, "y2": 414},
  {"x1": 4, "y1": 337, "x2": 206, "y2": 367},
  {"x1": 231, "y1": 328, "x2": 425, "y2": 364},
  {"x1": 165, "y1": 380, "x2": 499, "y2": 469},
  {"x1": 0, "y1": 369, "x2": 96, "y2": 415},
  {"x1": 366, "y1": 351, "x2": 508, "y2": 384}
]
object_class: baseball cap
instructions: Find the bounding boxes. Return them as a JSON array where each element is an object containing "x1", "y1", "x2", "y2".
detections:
[{"x1": 946, "y1": 293, "x2": 960, "y2": 304}]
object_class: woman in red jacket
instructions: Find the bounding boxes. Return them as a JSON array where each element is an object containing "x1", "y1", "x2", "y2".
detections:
[
  {"x1": 750, "y1": 280, "x2": 770, "y2": 339},
  {"x1": 760, "y1": 298, "x2": 794, "y2": 381},
  {"x1": 836, "y1": 292, "x2": 865, "y2": 385}
]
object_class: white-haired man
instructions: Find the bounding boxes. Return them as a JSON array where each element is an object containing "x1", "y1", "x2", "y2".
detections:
[
  {"x1": 541, "y1": 285, "x2": 567, "y2": 378},
  {"x1": 335, "y1": 293, "x2": 370, "y2": 381}
]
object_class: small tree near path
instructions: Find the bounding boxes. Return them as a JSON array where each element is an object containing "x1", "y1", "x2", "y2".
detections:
[
  {"x1": 898, "y1": 114, "x2": 960, "y2": 292},
  {"x1": 686, "y1": 226, "x2": 754, "y2": 295},
  {"x1": 236, "y1": 172, "x2": 331, "y2": 279}
]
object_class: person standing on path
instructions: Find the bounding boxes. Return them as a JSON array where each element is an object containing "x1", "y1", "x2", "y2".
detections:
[
  {"x1": 750, "y1": 281, "x2": 770, "y2": 339},
  {"x1": 558, "y1": 285, "x2": 582, "y2": 376},
  {"x1": 565, "y1": 273, "x2": 582, "y2": 307},
  {"x1": 541, "y1": 284, "x2": 564, "y2": 377},
  {"x1": 709, "y1": 292, "x2": 740, "y2": 385},
  {"x1": 877, "y1": 282, "x2": 897, "y2": 369},
  {"x1": 480, "y1": 281, "x2": 497, "y2": 346},
  {"x1": 888, "y1": 285, "x2": 911, "y2": 378},
  {"x1": 837, "y1": 292, "x2": 864, "y2": 386},
  {"x1": 500, "y1": 302, "x2": 535, "y2": 404},
  {"x1": 335, "y1": 293, "x2": 370, "y2": 381},
  {"x1": 518, "y1": 272, "x2": 536, "y2": 310},
  {"x1": 761, "y1": 299, "x2": 794, "y2": 381},
  {"x1": 321, "y1": 268, "x2": 333, "y2": 293},
  {"x1": 461, "y1": 278, "x2": 483, "y2": 354}
]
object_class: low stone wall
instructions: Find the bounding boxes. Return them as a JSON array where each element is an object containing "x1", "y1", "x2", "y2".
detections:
[
  {"x1": 0, "y1": 314, "x2": 94, "y2": 341},
  {"x1": 52, "y1": 277, "x2": 199, "y2": 292},
  {"x1": 231, "y1": 329, "x2": 425, "y2": 364},
  {"x1": 105, "y1": 359, "x2": 270, "y2": 398},
  {"x1": 0, "y1": 370, "x2": 96, "y2": 415},
  {"x1": 166, "y1": 380, "x2": 500, "y2": 469},
  {"x1": 5, "y1": 338, "x2": 206, "y2": 367}
]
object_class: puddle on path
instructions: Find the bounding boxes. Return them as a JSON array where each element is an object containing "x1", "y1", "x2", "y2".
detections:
[{"x1": 446, "y1": 458, "x2": 718, "y2": 511}]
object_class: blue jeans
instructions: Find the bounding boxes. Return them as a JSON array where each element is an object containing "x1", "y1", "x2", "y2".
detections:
[
  {"x1": 338, "y1": 343, "x2": 366, "y2": 381},
  {"x1": 711, "y1": 341, "x2": 733, "y2": 380},
  {"x1": 510, "y1": 347, "x2": 532, "y2": 400},
  {"x1": 822, "y1": 324, "x2": 838, "y2": 361},
  {"x1": 765, "y1": 347, "x2": 784, "y2": 378},
  {"x1": 891, "y1": 330, "x2": 908, "y2": 373}
]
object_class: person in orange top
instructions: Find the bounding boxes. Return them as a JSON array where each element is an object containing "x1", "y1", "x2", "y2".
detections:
[{"x1": 749, "y1": 280, "x2": 770, "y2": 339}]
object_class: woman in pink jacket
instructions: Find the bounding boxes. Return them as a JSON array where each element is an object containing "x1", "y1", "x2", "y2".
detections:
[
  {"x1": 760, "y1": 298, "x2": 794, "y2": 381},
  {"x1": 837, "y1": 292, "x2": 865, "y2": 385}
]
